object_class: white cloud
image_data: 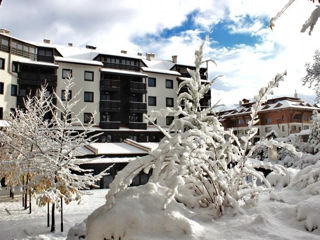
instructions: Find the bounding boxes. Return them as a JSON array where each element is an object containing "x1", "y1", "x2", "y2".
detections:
[{"x1": 0, "y1": 0, "x2": 319, "y2": 106}]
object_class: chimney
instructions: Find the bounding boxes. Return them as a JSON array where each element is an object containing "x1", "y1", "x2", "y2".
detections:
[
  {"x1": 120, "y1": 50, "x2": 127, "y2": 54},
  {"x1": 86, "y1": 44, "x2": 96, "y2": 50},
  {"x1": 137, "y1": 52, "x2": 143, "y2": 56},
  {"x1": 294, "y1": 90, "x2": 298, "y2": 98},
  {"x1": 172, "y1": 55, "x2": 178, "y2": 63},
  {"x1": 146, "y1": 53, "x2": 155, "y2": 61},
  {"x1": 0, "y1": 29, "x2": 10, "y2": 35},
  {"x1": 68, "y1": 42, "x2": 73, "y2": 47},
  {"x1": 43, "y1": 39, "x2": 51, "y2": 44}
]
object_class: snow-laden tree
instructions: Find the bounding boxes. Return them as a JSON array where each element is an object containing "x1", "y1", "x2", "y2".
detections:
[
  {"x1": 1, "y1": 78, "x2": 106, "y2": 232},
  {"x1": 303, "y1": 50, "x2": 320, "y2": 102},
  {"x1": 270, "y1": 0, "x2": 320, "y2": 35},
  {"x1": 86, "y1": 39, "x2": 288, "y2": 239},
  {"x1": 308, "y1": 110, "x2": 320, "y2": 153},
  {"x1": 32, "y1": 77, "x2": 106, "y2": 232},
  {"x1": 0, "y1": 89, "x2": 53, "y2": 210}
]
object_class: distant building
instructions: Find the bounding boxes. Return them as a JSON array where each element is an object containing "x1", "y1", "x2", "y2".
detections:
[
  {"x1": 219, "y1": 96, "x2": 320, "y2": 142},
  {"x1": 0, "y1": 29, "x2": 210, "y2": 142}
]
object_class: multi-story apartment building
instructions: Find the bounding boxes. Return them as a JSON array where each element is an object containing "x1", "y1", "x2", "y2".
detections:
[
  {"x1": 0, "y1": 29, "x2": 210, "y2": 142},
  {"x1": 219, "y1": 96, "x2": 320, "y2": 142}
]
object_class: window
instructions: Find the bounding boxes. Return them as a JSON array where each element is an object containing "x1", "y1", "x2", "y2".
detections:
[
  {"x1": 303, "y1": 115, "x2": 308, "y2": 121},
  {"x1": 61, "y1": 90, "x2": 72, "y2": 101},
  {"x1": 166, "y1": 97, "x2": 174, "y2": 107},
  {"x1": 0, "y1": 58, "x2": 4, "y2": 70},
  {"x1": 12, "y1": 62, "x2": 19, "y2": 73},
  {"x1": 0, "y1": 108, "x2": 3, "y2": 120},
  {"x1": 238, "y1": 118, "x2": 244, "y2": 125},
  {"x1": 148, "y1": 96, "x2": 156, "y2": 106},
  {"x1": 265, "y1": 127, "x2": 272, "y2": 133},
  {"x1": 62, "y1": 69, "x2": 72, "y2": 79},
  {"x1": 11, "y1": 84, "x2": 17, "y2": 96},
  {"x1": 282, "y1": 125, "x2": 285, "y2": 132},
  {"x1": 166, "y1": 116, "x2": 174, "y2": 125},
  {"x1": 84, "y1": 71, "x2": 94, "y2": 81},
  {"x1": 266, "y1": 118, "x2": 272, "y2": 124},
  {"x1": 166, "y1": 79, "x2": 173, "y2": 89},
  {"x1": 84, "y1": 113, "x2": 93, "y2": 124},
  {"x1": 0, "y1": 82, "x2": 3, "y2": 94},
  {"x1": 84, "y1": 91, "x2": 94, "y2": 102},
  {"x1": 148, "y1": 77, "x2": 156, "y2": 87}
]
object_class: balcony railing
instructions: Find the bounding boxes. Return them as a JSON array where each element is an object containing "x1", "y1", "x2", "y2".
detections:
[
  {"x1": 102, "y1": 62, "x2": 140, "y2": 71},
  {"x1": 100, "y1": 100, "x2": 121, "y2": 112},
  {"x1": 37, "y1": 55, "x2": 54, "y2": 63},
  {"x1": 18, "y1": 73, "x2": 57, "y2": 87},
  {"x1": 128, "y1": 122, "x2": 147, "y2": 130},
  {"x1": 129, "y1": 101, "x2": 147, "y2": 113},
  {"x1": 130, "y1": 81, "x2": 146, "y2": 94},
  {"x1": 99, "y1": 121, "x2": 120, "y2": 129},
  {"x1": 100, "y1": 79, "x2": 120, "y2": 91}
]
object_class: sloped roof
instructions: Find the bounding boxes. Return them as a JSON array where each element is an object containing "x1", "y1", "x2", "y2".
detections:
[{"x1": 219, "y1": 97, "x2": 320, "y2": 118}]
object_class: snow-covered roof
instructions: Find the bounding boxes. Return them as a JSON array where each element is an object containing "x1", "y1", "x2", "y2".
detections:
[
  {"x1": 142, "y1": 59, "x2": 175, "y2": 70},
  {"x1": 14, "y1": 58, "x2": 59, "y2": 68},
  {"x1": 100, "y1": 68, "x2": 148, "y2": 77},
  {"x1": 54, "y1": 56, "x2": 103, "y2": 66},
  {"x1": 0, "y1": 120, "x2": 9, "y2": 127},
  {"x1": 78, "y1": 156, "x2": 136, "y2": 164},
  {"x1": 220, "y1": 98, "x2": 320, "y2": 118},
  {"x1": 178, "y1": 77, "x2": 209, "y2": 83},
  {"x1": 141, "y1": 67, "x2": 181, "y2": 76},
  {"x1": 85, "y1": 142, "x2": 148, "y2": 155}
]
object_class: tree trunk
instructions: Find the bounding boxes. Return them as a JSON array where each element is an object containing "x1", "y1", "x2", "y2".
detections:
[
  {"x1": 51, "y1": 203, "x2": 56, "y2": 232},
  {"x1": 61, "y1": 197, "x2": 63, "y2": 232},
  {"x1": 24, "y1": 176, "x2": 29, "y2": 210},
  {"x1": 9, "y1": 187, "x2": 14, "y2": 199},
  {"x1": 29, "y1": 189, "x2": 32, "y2": 214},
  {"x1": 47, "y1": 203, "x2": 50, "y2": 227}
]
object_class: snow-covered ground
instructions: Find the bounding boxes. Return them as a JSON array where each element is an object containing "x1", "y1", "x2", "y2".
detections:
[
  {"x1": 0, "y1": 189, "x2": 108, "y2": 240},
  {"x1": 1, "y1": 185, "x2": 320, "y2": 240}
]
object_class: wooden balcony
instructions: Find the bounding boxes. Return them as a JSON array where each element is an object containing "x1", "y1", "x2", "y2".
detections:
[
  {"x1": 100, "y1": 100, "x2": 120, "y2": 112},
  {"x1": 128, "y1": 122, "x2": 147, "y2": 130},
  {"x1": 99, "y1": 121, "x2": 120, "y2": 129},
  {"x1": 129, "y1": 101, "x2": 147, "y2": 113},
  {"x1": 130, "y1": 81, "x2": 146, "y2": 94},
  {"x1": 100, "y1": 79, "x2": 120, "y2": 91}
]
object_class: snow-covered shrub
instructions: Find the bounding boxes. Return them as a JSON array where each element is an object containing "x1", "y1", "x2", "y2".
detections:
[
  {"x1": 86, "y1": 39, "x2": 287, "y2": 239},
  {"x1": 308, "y1": 110, "x2": 320, "y2": 153}
]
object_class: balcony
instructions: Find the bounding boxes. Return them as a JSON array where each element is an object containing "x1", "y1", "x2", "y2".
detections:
[
  {"x1": 18, "y1": 73, "x2": 57, "y2": 87},
  {"x1": 128, "y1": 122, "x2": 147, "y2": 130},
  {"x1": 130, "y1": 81, "x2": 146, "y2": 94},
  {"x1": 103, "y1": 62, "x2": 140, "y2": 71},
  {"x1": 100, "y1": 100, "x2": 120, "y2": 112},
  {"x1": 37, "y1": 55, "x2": 54, "y2": 63},
  {"x1": 100, "y1": 79, "x2": 120, "y2": 91},
  {"x1": 129, "y1": 101, "x2": 147, "y2": 113},
  {"x1": 99, "y1": 121, "x2": 120, "y2": 129}
]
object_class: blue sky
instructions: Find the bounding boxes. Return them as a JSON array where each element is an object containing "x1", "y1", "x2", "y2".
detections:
[{"x1": 0, "y1": 0, "x2": 319, "y2": 106}]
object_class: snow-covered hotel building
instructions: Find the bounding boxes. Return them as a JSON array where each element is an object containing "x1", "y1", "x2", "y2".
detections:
[
  {"x1": 0, "y1": 29, "x2": 210, "y2": 142},
  {"x1": 219, "y1": 97, "x2": 320, "y2": 142}
]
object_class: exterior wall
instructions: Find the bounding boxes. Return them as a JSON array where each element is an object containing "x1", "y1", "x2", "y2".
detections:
[
  {"x1": 56, "y1": 62, "x2": 100, "y2": 126},
  {"x1": 146, "y1": 72, "x2": 178, "y2": 127},
  {"x1": 0, "y1": 51, "x2": 28, "y2": 118}
]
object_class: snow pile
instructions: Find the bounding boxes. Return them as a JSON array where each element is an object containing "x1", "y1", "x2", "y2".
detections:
[
  {"x1": 296, "y1": 195, "x2": 320, "y2": 231},
  {"x1": 87, "y1": 183, "x2": 203, "y2": 240}
]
